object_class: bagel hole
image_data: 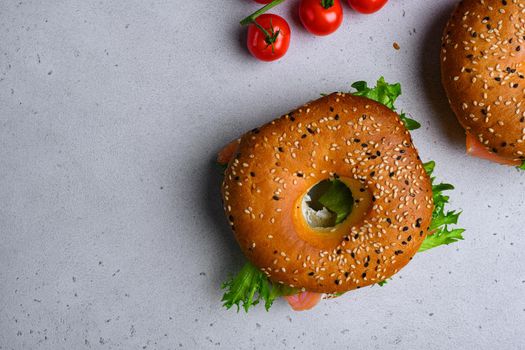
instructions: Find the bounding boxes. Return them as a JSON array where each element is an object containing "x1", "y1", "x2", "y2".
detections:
[{"x1": 302, "y1": 179, "x2": 354, "y2": 228}]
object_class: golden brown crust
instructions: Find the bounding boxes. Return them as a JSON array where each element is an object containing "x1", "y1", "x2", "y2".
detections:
[
  {"x1": 441, "y1": 0, "x2": 525, "y2": 162},
  {"x1": 221, "y1": 94, "x2": 433, "y2": 293}
]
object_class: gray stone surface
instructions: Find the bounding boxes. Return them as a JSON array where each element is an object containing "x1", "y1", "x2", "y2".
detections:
[{"x1": 1, "y1": 0, "x2": 524, "y2": 349}]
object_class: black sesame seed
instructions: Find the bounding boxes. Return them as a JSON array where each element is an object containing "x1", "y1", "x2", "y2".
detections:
[
  {"x1": 307, "y1": 127, "x2": 314, "y2": 134},
  {"x1": 296, "y1": 172, "x2": 304, "y2": 177},
  {"x1": 308, "y1": 272, "x2": 314, "y2": 276},
  {"x1": 407, "y1": 235, "x2": 412, "y2": 242},
  {"x1": 301, "y1": 134, "x2": 307, "y2": 139},
  {"x1": 394, "y1": 250, "x2": 403, "y2": 255},
  {"x1": 229, "y1": 215, "x2": 234, "y2": 222},
  {"x1": 361, "y1": 272, "x2": 367, "y2": 278},
  {"x1": 250, "y1": 172, "x2": 256, "y2": 177},
  {"x1": 354, "y1": 233, "x2": 359, "y2": 239},
  {"x1": 234, "y1": 176, "x2": 240, "y2": 181},
  {"x1": 517, "y1": 46, "x2": 521, "y2": 52},
  {"x1": 403, "y1": 226, "x2": 409, "y2": 231},
  {"x1": 272, "y1": 195, "x2": 280, "y2": 200},
  {"x1": 359, "y1": 188, "x2": 365, "y2": 192},
  {"x1": 329, "y1": 106, "x2": 334, "y2": 112},
  {"x1": 344, "y1": 272, "x2": 350, "y2": 277},
  {"x1": 361, "y1": 143, "x2": 368, "y2": 148},
  {"x1": 350, "y1": 252, "x2": 355, "y2": 258},
  {"x1": 401, "y1": 241, "x2": 407, "y2": 245},
  {"x1": 278, "y1": 147, "x2": 283, "y2": 152},
  {"x1": 334, "y1": 279, "x2": 340, "y2": 285},
  {"x1": 386, "y1": 218, "x2": 392, "y2": 224},
  {"x1": 334, "y1": 114, "x2": 340, "y2": 120},
  {"x1": 336, "y1": 249, "x2": 342, "y2": 255}
]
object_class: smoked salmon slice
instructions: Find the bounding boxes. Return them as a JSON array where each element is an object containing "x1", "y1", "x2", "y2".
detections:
[
  {"x1": 284, "y1": 292, "x2": 322, "y2": 311},
  {"x1": 217, "y1": 139, "x2": 240, "y2": 165},
  {"x1": 465, "y1": 133, "x2": 521, "y2": 166}
]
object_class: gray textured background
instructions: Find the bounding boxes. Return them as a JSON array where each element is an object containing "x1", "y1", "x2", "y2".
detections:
[{"x1": 1, "y1": 0, "x2": 524, "y2": 349}]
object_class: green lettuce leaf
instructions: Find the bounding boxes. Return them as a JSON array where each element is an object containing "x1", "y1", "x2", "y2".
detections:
[
  {"x1": 351, "y1": 78, "x2": 401, "y2": 110},
  {"x1": 317, "y1": 180, "x2": 354, "y2": 225},
  {"x1": 519, "y1": 161, "x2": 525, "y2": 170},
  {"x1": 418, "y1": 227, "x2": 465, "y2": 252},
  {"x1": 351, "y1": 77, "x2": 420, "y2": 131},
  {"x1": 221, "y1": 262, "x2": 297, "y2": 312},
  {"x1": 418, "y1": 161, "x2": 465, "y2": 252}
]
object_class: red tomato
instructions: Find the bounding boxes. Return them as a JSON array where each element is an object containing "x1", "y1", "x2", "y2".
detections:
[
  {"x1": 299, "y1": 0, "x2": 343, "y2": 36},
  {"x1": 247, "y1": 14, "x2": 291, "y2": 62},
  {"x1": 348, "y1": 0, "x2": 388, "y2": 14},
  {"x1": 254, "y1": 0, "x2": 273, "y2": 3}
]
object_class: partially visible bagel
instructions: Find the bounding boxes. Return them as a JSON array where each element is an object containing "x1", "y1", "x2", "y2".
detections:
[
  {"x1": 441, "y1": 0, "x2": 525, "y2": 163},
  {"x1": 221, "y1": 93, "x2": 433, "y2": 294}
]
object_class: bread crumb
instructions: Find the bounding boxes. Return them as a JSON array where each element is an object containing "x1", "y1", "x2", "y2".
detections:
[{"x1": 393, "y1": 42, "x2": 400, "y2": 50}]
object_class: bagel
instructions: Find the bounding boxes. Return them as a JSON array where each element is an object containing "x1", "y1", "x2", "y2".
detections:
[
  {"x1": 441, "y1": 0, "x2": 525, "y2": 165},
  {"x1": 221, "y1": 93, "x2": 433, "y2": 294}
]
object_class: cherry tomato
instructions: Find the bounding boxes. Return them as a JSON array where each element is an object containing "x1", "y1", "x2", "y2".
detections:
[
  {"x1": 299, "y1": 0, "x2": 343, "y2": 36},
  {"x1": 247, "y1": 14, "x2": 291, "y2": 62},
  {"x1": 254, "y1": 0, "x2": 273, "y2": 3},
  {"x1": 347, "y1": 0, "x2": 388, "y2": 14}
]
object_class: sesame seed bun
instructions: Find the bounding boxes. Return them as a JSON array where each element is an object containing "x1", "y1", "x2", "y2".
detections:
[
  {"x1": 221, "y1": 93, "x2": 433, "y2": 294},
  {"x1": 441, "y1": 0, "x2": 525, "y2": 162}
]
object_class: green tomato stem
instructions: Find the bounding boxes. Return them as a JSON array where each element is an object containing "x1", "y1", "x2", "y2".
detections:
[
  {"x1": 239, "y1": 0, "x2": 287, "y2": 26},
  {"x1": 251, "y1": 20, "x2": 272, "y2": 40}
]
